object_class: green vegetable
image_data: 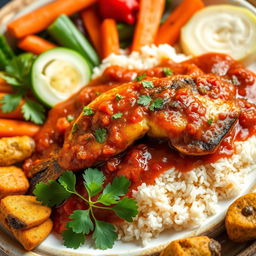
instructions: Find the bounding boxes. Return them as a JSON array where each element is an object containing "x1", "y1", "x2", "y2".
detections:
[
  {"x1": 33, "y1": 169, "x2": 138, "y2": 249},
  {"x1": 112, "y1": 112, "x2": 123, "y2": 119},
  {"x1": 117, "y1": 23, "x2": 134, "y2": 41},
  {"x1": 72, "y1": 123, "x2": 78, "y2": 134},
  {"x1": 207, "y1": 119, "x2": 213, "y2": 125},
  {"x1": 0, "y1": 35, "x2": 14, "y2": 60},
  {"x1": 0, "y1": 51, "x2": 10, "y2": 70},
  {"x1": 31, "y1": 47, "x2": 91, "y2": 107},
  {"x1": 163, "y1": 67, "x2": 173, "y2": 76},
  {"x1": 83, "y1": 106, "x2": 94, "y2": 116},
  {"x1": 0, "y1": 53, "x2": 46, "y2": 124},
  {"x1": 149, "y1": 98, "x2": 164, "y2": 111},
  {"x1": 135, "y1": 74, "x2": 146, "y2": 82},
  {"x1": 48, "y1": 15, "x2": 99, "y2": 68},
  {"x1": 142, "y1": 80, "x2": 154, "y2": 88},
  {"x1": 137, "y1": 95, "x2": 152, "y2": 106},
  {"x1": 67, "y1": 115, "x2": 74, "y2": 122},
  {"x1": 116, "y1": 94, "x2": 123, "y2": 101},
  {"x1": 95, "y1": 128, "x2": 107, "y2": 143}
]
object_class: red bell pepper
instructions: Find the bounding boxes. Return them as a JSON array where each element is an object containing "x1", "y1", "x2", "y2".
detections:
[{"x1": 98, "y1": 0, "x2": 139, "y2": 25}]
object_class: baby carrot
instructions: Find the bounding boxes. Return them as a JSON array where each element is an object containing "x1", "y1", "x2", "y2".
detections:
[
  {"x1": 101, "y1": 19, "x2": 120, "y2": 59},
  {"x1": 131, "y1": 0, "x2": 165, "y2": 52},
  {"x1": 81, "y1": 7, "x2": 102, "y2": 57},
  {"x1": 18, "y1": 35, "x2": 57, "y2": 55},
  {"x1": 7, "y1": 0, "x2": 96, "y2": 38},
  {"x1": 156, "y1": 0, "x2": 205, "y2": 45}
]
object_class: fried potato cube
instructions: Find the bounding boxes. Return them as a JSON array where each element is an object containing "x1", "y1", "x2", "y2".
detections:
[
  {"x1": 0, "y1": 136, "x2": 35, "y2": 166},
  {"x1": 160, "y1": 236, "x2": 221, "y2": 256},
  {"x1": 0, "y1": 195, "x2": 51, "y2": 230},
  {"x1": 0, "y1": 211, "x2": 52, "y2": 251},
  {"x1": 225, "y1": 193, "x2": 256, "y2": 242},
  {"x1": 0, "y1": 166, "x2": 29, "y2": 199}
]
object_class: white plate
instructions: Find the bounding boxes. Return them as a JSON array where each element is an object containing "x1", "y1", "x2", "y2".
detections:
[{"x1": 1, "y1": 0, "x2": 256, "y2": 255}]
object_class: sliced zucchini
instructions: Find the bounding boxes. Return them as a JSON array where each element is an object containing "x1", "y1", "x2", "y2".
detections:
[{"x1": 32, "y1": 47, "x2": 91, "y2": 107}]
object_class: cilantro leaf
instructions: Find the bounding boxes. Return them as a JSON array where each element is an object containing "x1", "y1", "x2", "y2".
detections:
[
  {"x1": 67, "y1": 115, "x2": 74, "y2": 122},
  {"x1": 135, "y1": 74, "x2": 146, "y2": 82},
  {"x1": 83, "y1": 106, "x2": 94, "y2": 116},
  {"x1": 163, "y1": 67, "x2": 173, "y2": 76},
  {"x1": 94, "y1": 128, "x2": 107, "y2": 143},
  {"x1": 0, "y1": 73, "x2": 21, "y2": 86},
  {"x1": 207, "y1": 119, "x2": 213, "y2": 125},
  {"x1": 0, "y1": 93, "x2": 22, "y2": 113},
  {"x1": 92, "y1": 220, "x2": 117, "y2": 249},
  {"x1": 112, "y1": 112, "x2": 123, "y2": 119},
  {"x1": 116, "y1": 94, "x2": 123, "y2": 101},
  {"x1": 98, "y1": 176, "x2": 131, "y2": 206},
  {"x1": 62, "y1": 228, "x2": 85, "y2": 249},
  {"x1": 149, "y1": 98, "x2": 164, "y2": 111},
  {"x1": 67, "y1": 210, "x2": 94, "y2": 234},
  {"x1": 112, "y1": 197, "x2": 138, "y2": 222},
  {"x1": 142, "y1": 81, "x2": 154, "y2": 88},
  {"x1": 58, "y1": 171, "x2": 76, "y2": 193},
  {"x1": 72, "y1": 123, "x2": 78, "y2": 134},
  {"x1": 83, "y1": 168, "x2": 105, "y2": 197},
  {"x1": 33, "y1": 180, "x2": 71, "y2": 207},
  {"x1": 137, "y1": 95, "x2": 152, "y2": 106},
  {"x1": 21, "y1": 99, "x2": 45, "y2": 124}
]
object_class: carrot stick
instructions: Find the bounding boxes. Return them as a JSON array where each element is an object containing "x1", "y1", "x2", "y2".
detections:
[
  {"x1": 101, "y1": 19, "x2": 120, "y2": 59},
  {"x1": 18, "y1": 35, "x2": 57, "y2": 55},
  {"x1": 0, "y1": 93, "x2": 24, "y2": 119},
  {"x1": 131, "y1": 0, "x2": 165, "y2": 52},
  {"x1": 0, "y1": 78, "x2": 13, "y2": 93},
  {"x1": 156, "y1": 0, "x2": 205, "y2": 45},
  {"x1": 81, "y1": 7, "x2": 102, "y2": 57},
  {"x1": 0, "y1": 119, "x2": 40, "y2": 137},
  {"x1": 7, "y1": 0, "x2": 96, "y2": 38}
]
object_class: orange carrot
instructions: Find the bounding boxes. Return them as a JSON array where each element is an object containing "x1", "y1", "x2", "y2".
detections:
[
  {"x1": 156, "y1": 0, "x2": 205, "y2": 45},
  {"x1": 0, "y1": 119, "x2": 40, "y2": 137},
  {"x1": 18, "y1": 35, "x2": 57, "y2": 55},
  {"x1": 0, "y1": 93, "x2": 24, "y2": 119},
  {"x1": 131, "y1": 0, "x2": 165, "y2": 52},
  {"x1": 81, "y1": 7, "x2": 102, "y2": 57},
  {"x1": 7, "y1": 0, "x2": 96, "y2": 38},
  {"x1": 0, "y1": 78, "x2": 13, "y2": 93},
  {"x1": 101, "y1": 19, "x2": 120, "y2": 59}
]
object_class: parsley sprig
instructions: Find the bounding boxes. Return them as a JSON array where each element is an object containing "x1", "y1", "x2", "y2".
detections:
[
  {"x1": 33, "y1": 169, "x2": 138, "y2": 250},
  {"x1": 0, "y1": 53, "x2": 46, "y2": 124}
]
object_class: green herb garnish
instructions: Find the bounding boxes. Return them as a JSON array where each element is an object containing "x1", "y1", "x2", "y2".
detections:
[
  {"x1": 207, "y1": 119, "x2": 213, "y2": 125},
  {"x1": 163, "y1": 67, "x2": 173, "y2": 76},
  {"x1": 0, "y1": 53, "x2": 46, "y2": 124},
  {"x1": 231, "y1": 76, "x2": 240, "y2": 86},
  {"x1": 149, "y1": 98, "x2": 164, "y2": 111},
  {"x1": 116, "y1": 94, "x2": 123, "y2": 101},
  {"x1": 72, "y1": 123, "x2": 78, "y2": 134},
  {"x1": 33, "y1": 169, "x2": 138, "y2": 250},
  {"x1": 137, "y1": 95, "x2": 152, "y2": 106},
  {"x1": 95, "y1": 128, "x2": 107, "y2": 143},
  {"x1": 142, "y1": 80, "x2": 154, "y2": 88},
  {"x1": 67, "y1": 115, "x2": 74, "y2": 122},
  {"x1": 135, "y1": 74, "x2": 146, "y2": 82},
  {"x1": 112, "y1": 112, "x2": 123, "y2": 119},
  {"x1": 83, "y1": 106, "x2": 94, "y2": 116}
]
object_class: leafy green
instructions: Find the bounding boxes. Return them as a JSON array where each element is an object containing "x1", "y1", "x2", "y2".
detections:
[
  {"x1": 34, "y1": 169, "x2": 138, "y2": 250},
  {"x1": 135, "y1": 74, "x2": 146, "y2": 82},
  {"x1": 142, "y1": 81, "x2": 154, "y2": 88},
  {"x1": 163, "y1": 67, "x2": 173, "y2": 76},
  {"x1": 207, "y1": 119, "x2": 213, "y2": 125},
  {"x1": 149, "y1": 98, "x2": 164, "y2": 111},
  {"x1": 115, "y1": 94, "x2": 123, "y2": 101},
  {"x1": 95, "y1": 128, "x2": 107, "y2": 143},
  {"x1": 92, "y1": 220, "x2": 117, "y2": 250},
  {"x1": 67, "y1": 115, "x2": 74, "y2": 122},
  {"x1": 83, "y1": 106, "x2": 94, "y2": 116},
  {"x1": 21, "y1": 99, "x2": 45, "y2": 124},
  {"x1": 112, "y1": 112, "x2": 123, "y2": 119},
  {"x1": 137, "y1": 95, "x2": 152, "y2": 106},
  {"x1": 72, "y1": 123, "x2": 78, "y2": 134},
  {"x1": 0, "y1": 93, "x2": 23, "y2": 113}
]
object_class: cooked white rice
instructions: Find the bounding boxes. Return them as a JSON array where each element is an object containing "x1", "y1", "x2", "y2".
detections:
[{"x1": 92, "y1": 45, "x2": 256, "y2": 245}]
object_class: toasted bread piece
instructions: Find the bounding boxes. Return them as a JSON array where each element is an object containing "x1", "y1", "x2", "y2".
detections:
[
  {"x1": 0, "y1": 195, "x2": 51, "y2": 230},
  {"x1": 0, "y1": 211, "x2": 53, "y2": 251},
  {"x1": 0, "y1": 136, "x2": 35, "y2": 166},
  {"x1": 226, "y1": 193, "x2": 256, "y2": 242},
  {"x1": 160, "y1": 236, "x2": 221, "y2": 256},
  {"x1": 0, "y1": 166, "x2": 29, "y2": 199}
]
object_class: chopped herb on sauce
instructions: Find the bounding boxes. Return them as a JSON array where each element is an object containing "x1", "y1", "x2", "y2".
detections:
[
  {"x1": 95, "y1": 128, "x2": 107, "y2": 143},
  {"x1": 207, "y1": 119, "x2": 213, "y2": 125},
  {"x1": 163, "y1": 68, "x2": 173, "y2": 76},
  {"x1": 83, "y1": 106, "x2": 94, "y2": 116},
  {"x1": 137, "y1": 95, "x2": 152, "y2": 106},
  {"x1": 67, "y1": 115, "x2": 74, "y2": 122},
  {"x1": 135, "y1": 74, "x2": 146, "y2": 82},
  {"x1": 149, "y1": 98, "x2": 164, "y2": 111},
  {"x1": 72, "y1": 123, "x2": 78, "y2": 134},
  {"x1": 142, "y1": 80, "x2": 154, "y2": 88},
  {"x1": 112, "y1": 112, "x2": 123, "y2": 119},
  {"x1": 116, "y1": 94, "x2": 123, "y2": 101},
  {"x1": 231, "y1": 75, "x2": 240, "y2": 85}
]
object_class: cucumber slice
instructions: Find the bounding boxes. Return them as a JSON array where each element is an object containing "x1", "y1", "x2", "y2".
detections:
[{"x1": 32, "y1": 47, "x2": 91, "y2": 107}]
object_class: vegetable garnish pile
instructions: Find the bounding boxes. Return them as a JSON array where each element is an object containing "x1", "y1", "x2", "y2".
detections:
[{"x1": 33, "y1": 169, "x2": 138, "y2": 249}]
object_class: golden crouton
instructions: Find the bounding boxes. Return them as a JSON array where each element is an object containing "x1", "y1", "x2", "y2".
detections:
[
  {"x1": 0, "y1": 195, "x2": 51, "y2": 230},
  {"x1": 0, "y1": 136, "x2": 35, "y2": 166},
  {"x1": 160, "y1": 236, "x2": 221, "y2": 256},
  {"x1": 0, "y1": 166, "x2": 29, "y2": 199},
  {"x1": 226, "y1": 193, "x2": 256, "y2": 242},
  {"x1": 0, "y1": 211, "x2": 53, "y2": 251}
]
